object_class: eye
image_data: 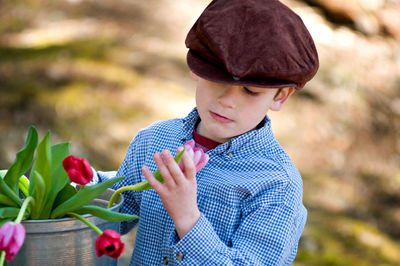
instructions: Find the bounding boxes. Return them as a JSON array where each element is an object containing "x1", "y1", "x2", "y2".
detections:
[{"x1": 243, "y1": 86, "x2": 259, "y2": 96}]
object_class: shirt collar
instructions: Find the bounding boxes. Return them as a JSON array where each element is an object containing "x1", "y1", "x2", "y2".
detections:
[{"x1": 181, "y1": 108, "x2": 275, "y2": 156}]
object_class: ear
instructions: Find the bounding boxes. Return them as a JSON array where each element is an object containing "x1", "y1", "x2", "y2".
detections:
[
  {"x1": 270, "y1": 87, "x2": 295, "y2": 111},
  {"x1": 190, "y1": 71, "x2": 199, "y2": 81}
]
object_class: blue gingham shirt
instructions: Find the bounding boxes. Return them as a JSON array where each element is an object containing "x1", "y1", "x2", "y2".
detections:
[{"x1": 95, "y1": 108, "x2": 307, "y2": 265}]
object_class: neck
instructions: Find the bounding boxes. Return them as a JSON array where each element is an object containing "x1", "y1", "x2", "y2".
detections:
[{"x1": 196, "y1": 121, "x2": 230, "y2": 143}]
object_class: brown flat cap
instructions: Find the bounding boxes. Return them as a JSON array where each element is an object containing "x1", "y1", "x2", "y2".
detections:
[{"x1": 185, "y1": 0, "x2": 319, "y2": 89}]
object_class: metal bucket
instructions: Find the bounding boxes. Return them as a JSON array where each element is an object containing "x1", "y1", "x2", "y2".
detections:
[{"x1": 10, "y1": 189, "x2": 124, "y2": 266}]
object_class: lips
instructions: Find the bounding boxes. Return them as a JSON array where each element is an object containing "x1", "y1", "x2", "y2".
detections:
[{"x1": 210, "y1": 111, "x2": 234, "y2": 123}]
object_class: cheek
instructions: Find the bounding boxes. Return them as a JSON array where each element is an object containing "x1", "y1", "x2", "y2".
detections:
[
  {"x1": 239, "y1": 102, "x2": 269, "y2": 126},
  {"x1": 196, "y1": 87, "x2": 215, "y2": 108},
  {"x1": 195, "y1": 90, "x2": 204, "y2": 109},
  {"x1": 195, "y1": 89, "x2": 209, "y2": 117}
]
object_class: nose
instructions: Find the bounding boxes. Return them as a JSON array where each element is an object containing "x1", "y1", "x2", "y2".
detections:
[{"x1": 217, "y1": 86, "x2": 237, "y2": 108}]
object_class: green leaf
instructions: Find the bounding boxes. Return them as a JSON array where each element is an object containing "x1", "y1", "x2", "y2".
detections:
[
  {"x1": 40, "y1": 142, "x2": 70, "y2": 218},
  {"x1": 50, "y1": 176, "x2": 125, "y2": 219},
  {"x1": 52, "y1": 183, "x2": 77, "y2": 210},
  {"x1": 0, "y1": 170, "x2": 6, "y2": 179},
  {"x1": 28, "y1": 132, "x2": 54, "y2": 219},
  {"x1": 30, "y1": 171, "x2": 46, "y2": 219},
  {"x1": 75, "y1": 205, "x2": 139, "y2": 222},
  {"x1": 50, "y1": 142, "x2": 70, "y2": 193},
  {"x1": 33, "y1": 132, "x2": 51, "y2": 192},
  {"x1": 0, "y1": 207, "x2": 19, "y2": 219},
  {"x1": 4, "y1": 126, "x2": 38, "y2": 193},
  {"x1": 18, "y1": 176, "x2": 29, "y2": 199},
  {"x1": 0, "y1": 177, "x2": 22, "y2": 207},
  {"x1": 0, "y1": 194, "x2": 18, "y2": 207}
]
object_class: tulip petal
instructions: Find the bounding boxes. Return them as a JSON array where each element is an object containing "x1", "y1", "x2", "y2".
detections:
[
  {"x1": 13, "y1": 224, "x2": 25, "y2": 247},
  {"x1": 82, "y1": 159, "x2": 93, "y2": 180},
  {"x1": 63, "y1": 155, "x2": 94, "y2": 185},
  {"x1": 62, "y1": 155, "x2": 72, "y2": 170},
  {"x1": 196, "y1": 153, "x2": 209, "y2": 172},
  {"x1": 103, "y1": 229, "x2": 120, "y2": 239},
  {"x1": 0, "y1": 222, "x2": 26, "y2": 261},
  {"x1": 0, "y1": 222, "x2": 14, "y2": 248},
  {"x1": 186, "y1": 147, "x2": 194, "y2": 159},
  {"x1": 67, "y1": 169, "x2": 84, "y2": 184},
  {"x1": 95, "y1": 230, "x2": 124, "y2": 259},
  {"x1": 193, "y1": 150, "x2": 202, "y2": 165},
  {"x1": 184, "y1": 140, "x2": 195, "y2": 149}
]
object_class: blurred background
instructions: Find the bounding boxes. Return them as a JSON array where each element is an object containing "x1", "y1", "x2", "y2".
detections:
[{"x1": 0, "y1": 0, "x2": 399, "y2": 265}]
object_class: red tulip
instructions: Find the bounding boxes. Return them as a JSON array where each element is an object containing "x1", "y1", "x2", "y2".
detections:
[
  {"x1": 95, "y1": 229, "x2": 124, "y2": 259},
  {"x1": 179, "y1": 140, "x2": 209, "y2": 173},
  {"x1": 62, "y1": 155, "x2": 93, "y2": 185},
  {"x1": 0, "y1": 222, "x2": 26, "y2": 261}
]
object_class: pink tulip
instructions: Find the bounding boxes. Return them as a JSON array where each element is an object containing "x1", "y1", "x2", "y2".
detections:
[
  {"x1": 62, "y1": 155, "x2": 93, "y2": 185},
  {"x1": 179, "y1": 140, "x2": 209, "y2": 173},
  {"x1": 0, "y1": 222, "x2": 26, "y2": 261}
]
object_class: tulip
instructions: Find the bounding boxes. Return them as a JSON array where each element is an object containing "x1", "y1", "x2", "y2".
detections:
[
  {"x1": 62, "y1": 155, "x2": 93, "y2": 185},
  {"x1": 0, "y1": 222, "x2": 26, "y2": 261},
  {"x1": 95, "y1": 229, "x2": 124, "y2": 259},
  {"x1": 107, "y1": 140, "x2": 209, "y2": 209},
  {"x1": 179, "y1": 140, "x2": 209, "y2": 173}
]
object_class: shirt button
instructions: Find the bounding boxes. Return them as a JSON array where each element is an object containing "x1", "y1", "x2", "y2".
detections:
[
  {"x1": 176, "y1": 253, "x2": 184, "y2": 261},
  {"x1": 227, "y1": 152, "x2": 233, "y2": 157},
  {"x1": 163, "y1": 256, "x2": 169, "y2": 264}
]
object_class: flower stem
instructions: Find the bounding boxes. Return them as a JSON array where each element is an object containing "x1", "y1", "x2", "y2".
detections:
[
  {"x1": 67, "y1": 212, "x2": 103, "y2": 235},
  {"x1": 107, "y1": 148, "x2": 186, "y2": 208},
  {"x1": 15, "y1": 196, "x2": 33, "y2": 223},
  {"x1": 0, "y1": 251, "x2": 5, "y2": 266},
  {"x1": 107, "y1": 181, "x2": 149, "y2": 209}
]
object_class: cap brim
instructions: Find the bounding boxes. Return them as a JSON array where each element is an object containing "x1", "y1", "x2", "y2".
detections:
[{"x1": 187, "y1": 50, "x2": 297, "y2": 89}]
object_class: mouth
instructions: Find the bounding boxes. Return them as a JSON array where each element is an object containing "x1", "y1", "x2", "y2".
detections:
[{"x1": 209, "y1": 111, "x2": 234, "y2": 123}]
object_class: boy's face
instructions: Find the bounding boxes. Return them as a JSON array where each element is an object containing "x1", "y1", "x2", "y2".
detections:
[{"x1": 193, "y1": 73, "x2": 294, "y2": 143}]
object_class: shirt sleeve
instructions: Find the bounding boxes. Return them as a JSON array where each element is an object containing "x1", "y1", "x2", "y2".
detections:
[
  {"x1": 90, "y1": 170, "x2": 118, "y2": 184},
  {"x1": 167, "y1": 185, "x2": 307, "y2": 265}
]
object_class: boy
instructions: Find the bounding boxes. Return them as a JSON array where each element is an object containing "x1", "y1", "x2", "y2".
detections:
[{"x1": 94, "y1": 0, "x2": 319, "y2": 264}]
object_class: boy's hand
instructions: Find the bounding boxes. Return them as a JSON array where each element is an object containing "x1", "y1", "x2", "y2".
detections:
[{"x1": 142, "y1": 149, "x2": 201, "y2": 239}]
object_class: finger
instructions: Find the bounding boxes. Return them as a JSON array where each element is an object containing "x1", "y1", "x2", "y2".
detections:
[
  {"x1": 162, "y1": 149, "x2": 186, "y2": 185},
  {"x1": 181, "y1": 150, "x2": 196, "y2": 180},
  {"x1": 153, "y1": 152, "x2": 175, "y2": 186},
  {"x1": 142, "y1": 166, "x2": 164, "y2": 193}
]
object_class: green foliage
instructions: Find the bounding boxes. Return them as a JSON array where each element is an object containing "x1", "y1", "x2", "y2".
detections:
[
  {"x1": 1, "y1": 126, "x2": 132, "y2": 225},
  {"x1": 50, "y1": 176, "x2": 125, "y2": 219},
  {"x1": 0, "y1": 207, "x2": 20, "y2": 219},
  {"x1": 75, "y1": 206, "x2": 138, "y2": 222},
  {"x1": 18, "y1": 176, "x2": 29, "y2": 199},
  {"x1": 0, "y1": 195, "x2": 18, "y2": 207},
  {"x1": 29, "y1": 171, "x2": 46, "y2": 219},
  {"x1": 0, "y1": 127, "x2": 38, "y2": 208},
  {"x1": 52, "y1": 183, "x2": 77, "y2": 210},
  {"x1": 4, "y1": 126, "x2": 38, "y2": 193}
]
